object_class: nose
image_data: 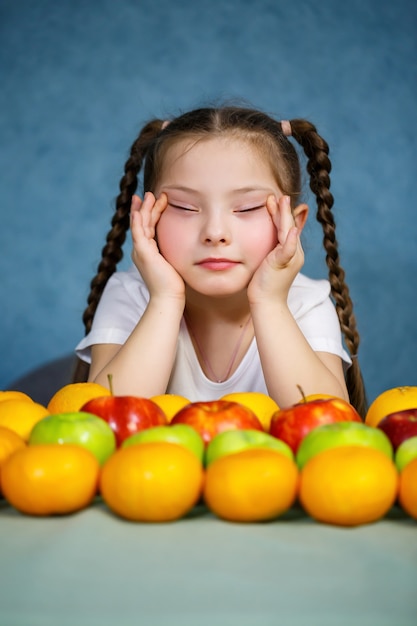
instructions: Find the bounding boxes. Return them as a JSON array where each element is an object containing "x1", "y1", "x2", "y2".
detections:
[{"x1": 200, "y1": 209, "x2": 231, "y2": 245}]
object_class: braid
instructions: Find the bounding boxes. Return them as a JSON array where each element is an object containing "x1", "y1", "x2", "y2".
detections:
[
  {"x1": 72, "y1": 119, "x2": 165, "y2": 382},
  {"x1": 290, "y1": 120, "x2": 368, "y2": 417}
]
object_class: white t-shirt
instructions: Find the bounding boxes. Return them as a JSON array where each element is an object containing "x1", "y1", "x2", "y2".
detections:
[{"x1": 76, "y1": 265, "x2": 351, "y2": 401}]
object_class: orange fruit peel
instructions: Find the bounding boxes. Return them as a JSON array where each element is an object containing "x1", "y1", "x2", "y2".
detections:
[
  {"x1": 299, "y1": 445, "x2": 399, "y2": 526},
  {"x1": 0, "y1": 399, "x2": 50, "y2": 441},
  {"x1": 204, "y1": 448, "x2": 299, "y2": 522},
  {"x1": 1, "y1": 444, "x2": 99, "y2": 516},
  {"x1": 365, "y1": 386, "x2": 417, "y2": 427},
  {"x1": 47, "y1": 382, "x2": 111, "y2": 414}
]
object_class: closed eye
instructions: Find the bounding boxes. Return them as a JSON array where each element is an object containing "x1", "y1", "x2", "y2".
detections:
[
  {"x1": 234, "y1": 204, "x2": 265, "y2": 213},
  {"x1": 168, "y1": 203, "x2": 199, "y2": 212}
]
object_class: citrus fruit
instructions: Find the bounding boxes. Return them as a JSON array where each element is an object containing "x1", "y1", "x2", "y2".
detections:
[
  {"x1": 365, "y1": 386, "x2": 417, "y2": 427},
  {"x1": 0, "y1": 427, "x2": 26, "y2": 493},
  {"x1": 220, "y1": 392, "x2": 279, "y2": 430},
  {"x1": 0, "y1": 390, "x2": 33, "y2": 403},
  {"x1": 47, "y1": 382, "x2": 111, "y2": 414},
  {"x1": 150, "y1": 394, "x2": 191, "y2": 421},
  {"x1": 0, "y1": 426, "x2": 26, "y2": 466},
  {"x1": 0, "y1": 399, "x2": 50, "y2": 441},
  {"x1": 299, "y1": 446, "x2": 399, "y2": 526},
  {"x1": 100, "y1": 442, "x2": 204, "y2": 522},
  {"x1": 1, "y1": 444, "x2": 99, "y2": 516},
  {"x1": 303, "y1": 393, "x2": 343, "y2": 402},
  {"x1": 203, "y1": 448, "x2": 299, "y2": 522},
  {"x1": 398, "y1": 457, "x2": 417, "y2": 520}
]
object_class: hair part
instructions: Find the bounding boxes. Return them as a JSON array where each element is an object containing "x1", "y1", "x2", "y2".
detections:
[{"x1": 143, "y1": 108, "x2": 302, "y2": 206}]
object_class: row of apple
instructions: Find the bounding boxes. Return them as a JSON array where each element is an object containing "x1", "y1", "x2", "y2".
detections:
[
  {"x1": 27, "y1": 393, "x2": 417, "y2": 471},
  {"x1": 29, "y1": 394, "x2": 357, "y2": 465}
]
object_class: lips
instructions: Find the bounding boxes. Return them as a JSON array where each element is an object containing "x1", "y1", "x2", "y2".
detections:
[{"x1": 196, "y1": 258, "x2": 240, "y2": 271}]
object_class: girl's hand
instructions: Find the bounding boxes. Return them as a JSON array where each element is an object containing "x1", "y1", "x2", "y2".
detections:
[
  {"x1": 130, "y1": 192, "x2": 185, "y2": 300},
  {"x1": 247, "y1": 195, "x2": 305, "y2": 303}
]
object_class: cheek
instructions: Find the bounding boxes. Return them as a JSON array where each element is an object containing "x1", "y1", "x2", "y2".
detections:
[
  {"x1": 156, "y1": 214, "x2": 186, "y2": 264},
  {"x1": 242, "y1": 219, "x2": 278, "y2": 263}
]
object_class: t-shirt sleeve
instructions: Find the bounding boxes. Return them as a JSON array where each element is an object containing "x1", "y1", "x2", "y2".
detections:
[
  {"x1": 288, "y1": 274, "x2": 352, "y2": 367},
  {"x1": 75, "y1": 268, "x2": 149, "y2": 363}
]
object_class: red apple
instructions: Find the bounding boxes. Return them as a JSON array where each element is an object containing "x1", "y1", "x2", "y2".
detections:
[
  {"x1": 80, "y1": 396, "x2": 167, "y2": 447},
  {"x1": 170, "y1": 400, "x2": 263, "y2": 446},
  {"x1": 269, "y1": 397, "x2": 362, "y2": 453},
  {"x1": 377, "y1": 409, "x2": 417, "y2": 451}
]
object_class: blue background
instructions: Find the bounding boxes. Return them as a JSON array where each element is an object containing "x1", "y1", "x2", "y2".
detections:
[{"x1": 1, "y1": 0, "x2": 416, "y2": 404}]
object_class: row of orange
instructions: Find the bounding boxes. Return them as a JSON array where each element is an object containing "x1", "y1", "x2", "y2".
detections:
[
  {"x1": 1, "y1": 425, "x2": 417, "y2": 526},
  {"x1": 1, "y1": 429, "x2": 417, "y2": 525}
]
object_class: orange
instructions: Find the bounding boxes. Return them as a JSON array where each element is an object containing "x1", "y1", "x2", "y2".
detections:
[
  {"x1": 0, "y1": 390, "x2": 33, "y2": 403},
  {"x1": 299, "y1": 446, "x2": 399, "y2": 526},
  {"x1": 100, "y1": 442, "x2": 204, "y2": 522},
  {"x1": 203, "y1": 448, "x2": 299, "y2": 522},
  {"x1": 0, "y1": 427, "x2": 26, "y2": 493},
  {"x1": 303, "y1": 393, "x2": 344, "y2": 403},
  {"x1": 47, "y1": 381, "x2": 111, "y2": 414},
  {"x1": 398, "y1": 457, "x2": 417, "y2": 520},
  {"x1": 365, "y1": 386, "x2": 417, "y2": 427},
  {"x1": 1, "y1": 444, "x2": 99, "y2": 516},
  {"x1": 220, "y1": 392, "x2": 279, "y2": 430},
  {"x1": 0, "y1": 399, "x2": 50, "y2": 441},
  {"x1": 0, "y1": 426, "x2": 26, "y2": 466},
  {"x1": 150, "y1": 394, "x2": 191, "y2": 421}
]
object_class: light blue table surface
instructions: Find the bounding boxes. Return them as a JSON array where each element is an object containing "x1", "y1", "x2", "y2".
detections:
[{"x1": 0, "y1": 500, "x2": 416, "y2": 626}]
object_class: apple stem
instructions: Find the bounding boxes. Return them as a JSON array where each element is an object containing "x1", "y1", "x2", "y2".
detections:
[
  {"x1": 297, "y1": 385, "x2": 307, "y2": 403},
  {"x1": 107, "y1": 374, "x2": 114, "y2": 396}
]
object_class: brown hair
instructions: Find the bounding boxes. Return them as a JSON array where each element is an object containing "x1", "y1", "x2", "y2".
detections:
[{"x1": 73, "y1": 106, "x2": 367, "y2": 417}]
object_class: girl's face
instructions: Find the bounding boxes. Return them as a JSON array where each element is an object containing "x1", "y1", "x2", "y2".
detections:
[{"x1": 155, "y1": 137, "x2": 281, "y2": 298}]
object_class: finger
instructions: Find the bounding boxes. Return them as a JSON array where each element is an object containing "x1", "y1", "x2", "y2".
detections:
[
  {"x1": 130, "y1": 195, "x2": 143, "y2": 230},
  {"x1": 284, "y1": 226, "x2": 304, "y2": 266},
  {"x1": 277, "y1": 195, "x2": 295, "y2": 244},
  {"x1": 272, "y1": 226, "x2": 300, "y2": 268},
  {"x1": 150, "y1": 192, "x2": 168, "y2": 228},
  {"x1": 139, "y1": 192, "x2": 158, "y2": 237},
  {"x1": 141, "y1": 192, "x2": 168, "y2": 237},
  {"x1": 130, "y1": 194, "x2": 142, "y2": 215},
  {"x1": 266, "y1": 194, "x2": 278, "y2": 218}
]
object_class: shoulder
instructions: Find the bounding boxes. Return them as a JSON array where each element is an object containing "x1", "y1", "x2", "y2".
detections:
[
  {"x1": 288, "y1": 273, "x2": 331, "y2": 318},
  {"x1": 75, "y1": 265, "x2": 149, "y2": 360},
  {"x1": 288, "y1": 274, "x2": 351, "y2": 366},
  {"x1": 101, "y1": 264, "x2": 150, "y2": 308}
]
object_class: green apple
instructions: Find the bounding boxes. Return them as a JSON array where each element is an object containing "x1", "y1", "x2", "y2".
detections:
[
  {"x1": 121, "y1": 424, "x2": 204, "y2": 462},
  {"x1": 29, "y1": 411, "x2": 116, "y2": 465},
  {"x1": 296, "y1": 421, "x2": 393, "y2": 469},
  {"x1": 205, "y1": 429, "x2": 294, "y2": 466},
  {"x1": 395, "y1": 436, "x2": 417, "y2": 472}
]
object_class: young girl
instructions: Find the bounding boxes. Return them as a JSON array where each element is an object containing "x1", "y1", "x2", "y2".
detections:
[{"x1": 74, "y1": 106, "x2": 367, "y2": 417}]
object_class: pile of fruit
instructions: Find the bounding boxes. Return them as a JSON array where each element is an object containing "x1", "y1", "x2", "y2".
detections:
[{"x1": 0, "y1": 384, "x2": 417, "y2": 527}]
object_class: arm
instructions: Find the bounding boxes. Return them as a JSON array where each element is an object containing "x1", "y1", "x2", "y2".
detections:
[
  {"x1": 248, "y1": 195, "x2": 349, "y2": 407},
  {"x1": 88, "y1": 193, "x2": 186, "y2": 396}
]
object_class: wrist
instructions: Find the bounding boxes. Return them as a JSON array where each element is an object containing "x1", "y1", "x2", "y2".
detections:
[
  {"x1": 248, "y1": 292, "x2": 288, "y2": 310},
  {"x1": 148, "y1": 293, "x2": 186, "y2": 314}
]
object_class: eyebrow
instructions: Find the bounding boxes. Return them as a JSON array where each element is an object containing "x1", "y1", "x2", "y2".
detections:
[{"x1": 161, "y1": 185, "x2": 274, "y2": 195}]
